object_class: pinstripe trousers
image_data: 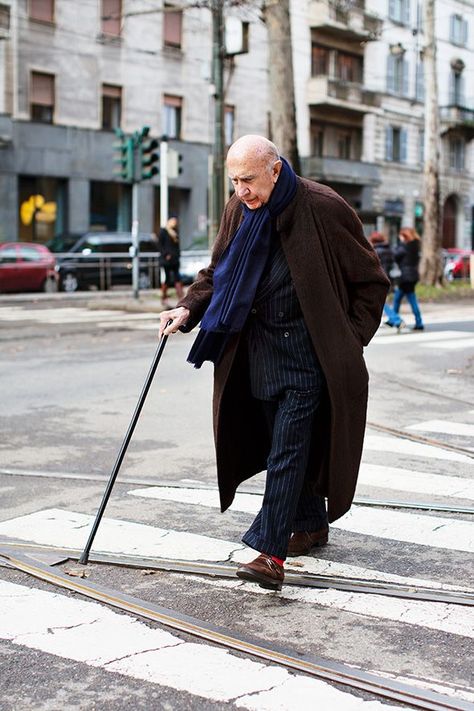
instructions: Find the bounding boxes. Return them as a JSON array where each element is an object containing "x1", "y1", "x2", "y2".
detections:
[{"x1": 242, "y1": 383, "x2": 327, "y2": 560}]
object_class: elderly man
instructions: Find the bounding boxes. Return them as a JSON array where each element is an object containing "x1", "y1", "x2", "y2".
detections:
[{"x1": 159, "y1": 135, "x2": 389, "y2": 591}]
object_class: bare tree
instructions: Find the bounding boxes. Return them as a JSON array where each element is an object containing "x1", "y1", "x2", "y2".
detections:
[
  {"x1": 261, "y1": 0, "x2": 300, "y2": 172},
  {"x1": 420, "y1": 0, "x2": 443, "y2": 285}
]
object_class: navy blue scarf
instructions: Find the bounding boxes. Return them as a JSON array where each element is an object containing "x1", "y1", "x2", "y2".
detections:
[{"x1": 187, "y1": 157, "x2": 297, "y2": 369}]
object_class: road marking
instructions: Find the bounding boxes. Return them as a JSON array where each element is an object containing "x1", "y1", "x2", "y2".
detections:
[
  {"x1": 420, "y1": 337, "x2": 474, "y2": 351},
  {"x1": 358, "y1": 463, "x2": 474, "y2": 500},
  {"x1": 126, "y1": 487, "x2": 474, "y2": 553},
  {"x1": 185, "y1": 575, "x2": 474, "y2": 638},
  {"x1": 371, "y1": 330, "x2": 473, "y2": 345},
  {"x1": 363, "y1": 434, "x2": 472, "y2": 463},
  {"x1": 0, "y1": 307, "x2": 158, "y2": 324},
  {"x1": 406, "y1": 420, "x2": 474, "y2": 438},
  {"x1": 0, "y1": 580, "x2": 399, "y2": 709}
]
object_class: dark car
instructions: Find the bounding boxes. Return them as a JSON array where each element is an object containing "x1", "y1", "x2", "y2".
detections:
[
  {"x1": 57, "y1": 232, "x2": 160, "y2": 292},
  {"x1": 443, "y1": 249, "x2": 473, "y2": 281},
  {"x1": 0, "y1": 242, "x2": 58, "y2": 293},
  {"x1": 46, "y1": 233, "x2": 85, "y2": 254}
]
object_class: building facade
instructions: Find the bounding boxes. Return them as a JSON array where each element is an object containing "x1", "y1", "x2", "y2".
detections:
[{"x1": 0, "y1": 0, "x2": 473, "y2": 249}]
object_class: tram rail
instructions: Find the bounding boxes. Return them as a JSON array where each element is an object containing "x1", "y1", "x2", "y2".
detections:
[{"x1": 0, "y1": 546, "x2": 472, "y2": 711}]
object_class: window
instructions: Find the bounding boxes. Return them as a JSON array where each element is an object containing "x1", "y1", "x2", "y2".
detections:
[
  {"x1": 415, "y1": 54, "x2": 424, "y2": 101},
  {"x1": 224, "y1": 105, "x2": 235, "y2": 147},
  {"x1": 29, "y1": 0, "x2": 54, "y2": 23},
  {"x1": 386, "y1": 126, "x2": 407, "y2": 162},
  {"x1": 163, "y1": 4, "x2": 183, "y2": 48},
  {"x1": 449, "y1": 67, "x2": 465, "y2": 106},
  {"x1": 419, "y1": 129, "x2": 424, "y2": 164},
  {"x1": 101, "y1": 0, "x2": 121, "y2": 37},
  {"x1": 450, "y1": 14, "x2": 468, "y2": 46},
  {"x1": 312, "y1": 126, "x2": 324, "y2": 157},
  {"x1": 449, "y1": 137, "x2": 465, "y2": 171},
  {"x1": 337, "y1": 132, "x2": 352, "y2": 159},
  {"x1": 335, "y1": 52, "x2": 363, "y2": 83},
  {"x1": 30, "y1": 71, "x2": 54, "y2": 123},
  {"x1": 388, "y1": 0, "x2": 410, "y2": 25},
  {"x1": 387, "y1": 52, "x2": 409, "y2": 96},
  {"x1": 102, "y1": 84, "x2": 122, "y2": 130},
  {"x1": 0, "y1": 3, "x2": 11, "y2": 32},
  {"x1": 163, "y1": 95, "x2": 182, "y2": 139},
  {"x1": 311, "y1": 44, "x2": 329, "y2": 76}
]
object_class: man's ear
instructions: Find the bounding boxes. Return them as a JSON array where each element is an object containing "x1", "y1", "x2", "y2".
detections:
[{"x1": 272, "y1": 159, "x2": 283, "y2": 182}]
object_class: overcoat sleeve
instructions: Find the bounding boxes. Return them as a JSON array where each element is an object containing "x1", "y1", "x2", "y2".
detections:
[
  {"x1": 177, "y1": 195, "x2": 242, "y2": 332},
  {"x1": 325, "y1": 200, "x2": 390, "y2": 346}
]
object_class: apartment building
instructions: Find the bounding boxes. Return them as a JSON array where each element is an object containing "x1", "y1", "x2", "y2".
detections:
[
  {"x1": 0, "y1": 0, "x2": 268, "y2": 246},
  {"x1": 293, "y1": 0, "x2": 474, "y2": 246},
  {"x1": 0, "y1": 0, "x2": 473, "y2": 248}
]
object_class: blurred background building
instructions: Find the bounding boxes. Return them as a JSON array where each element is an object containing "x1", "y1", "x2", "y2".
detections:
[{"x1": 0, "y1": 0, "x2": 473, "y2": 249}]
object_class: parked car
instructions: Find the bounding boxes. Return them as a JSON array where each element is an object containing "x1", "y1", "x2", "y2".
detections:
[
  {"x1": 179, "y1": 249, "x2": 210, "y2": 285},
  {"x1": 0, "y1": 242, "x2": 58, "y2": 293},
  {"x1": 57, "y1": 232, "x2": 160, "y2": 292},
  {"x1": 443, "y1": 249, "x2": 473, "y2": 281}
]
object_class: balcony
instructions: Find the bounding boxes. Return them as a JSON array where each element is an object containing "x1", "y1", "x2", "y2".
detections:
[
  {"x1": 307, "y1": 77, "x2": 381, "y2": 116},
  {"x1": 440, "y1": 105, "x2": 474, "y2": 140},
  {"x1": 301, "y1": 156, "x2": 380, "y2": 186},
  {"x1": 310, "y1": 0, "x2": 382, "y2": 42}
]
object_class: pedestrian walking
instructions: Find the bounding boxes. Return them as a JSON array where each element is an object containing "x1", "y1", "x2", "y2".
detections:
[
  {"x1": 159, "y1": 135, "x2": 389, "y2": 590},
  {"x1": 393, "y1": 227, "x2": 424, "y2": 331},
  {"x1": 158, "y1": 216, "x2": 184, "y2": 306},
  {"x1": 368, "y1": 231, "x2": 405, "y2": 332}
]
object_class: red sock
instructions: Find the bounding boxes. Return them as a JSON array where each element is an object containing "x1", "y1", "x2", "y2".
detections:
[{"x1": 271, "y1": 555, "x2": 285, "y2": 567}]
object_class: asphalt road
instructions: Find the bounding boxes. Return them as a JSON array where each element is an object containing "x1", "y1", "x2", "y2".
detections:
[{"x1": 0, "y1": 291, "x2": 473, "y2": 710}]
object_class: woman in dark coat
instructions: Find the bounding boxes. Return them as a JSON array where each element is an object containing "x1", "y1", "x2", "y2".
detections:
[
  {"x1": 393, "y1": 227, "x2": 424, "y2": 330},
  {"x1": 158, "y1": 216, "x2": 184, "y2": 305}
]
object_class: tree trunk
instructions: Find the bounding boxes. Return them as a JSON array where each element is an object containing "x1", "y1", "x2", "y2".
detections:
[
  {"x1": 261, "y1": 0, "x2": 300, "y2": 172},
  {"x1": 420, "y1": 0, "x2": 443, "y2": 285}
]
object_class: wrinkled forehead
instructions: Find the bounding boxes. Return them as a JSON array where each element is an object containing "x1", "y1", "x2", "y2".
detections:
[{"x1": 226, "y1": 153, "x2": 272, "y2": 179}]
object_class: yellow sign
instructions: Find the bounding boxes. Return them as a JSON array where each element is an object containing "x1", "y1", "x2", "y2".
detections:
[{"x1": 20, "y1": 194, "x2": 56, "y2": 226}]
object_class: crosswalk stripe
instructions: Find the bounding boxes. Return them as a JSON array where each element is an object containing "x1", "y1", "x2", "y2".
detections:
[
  {"x1": 363, "y1": 435, "x2": 473, "y2": 463},
  {"x1": 2, "y1": 580, "x2": 399, "y2": 709},
  {"x1": 125, "y1": 487, "x2": 474, "y2": 553},
  {"x1": 371, "y1": 330, "x2": 473, "y2": 345},
  {"x1": 182, "y1": 575, "x2": 474, "y2": 639},
  {"x1": 420, "y1": 337, "x2": 474, "y2": 351},
  {"x1": 406, "y1": 420, "x2": 474, "y2": 438},
  {"x1": 0, "y1": 508, "x2": 472, "y2": 590},
  {"x1": 358, "y1": 463, "x2": 474, "y2": 500}
]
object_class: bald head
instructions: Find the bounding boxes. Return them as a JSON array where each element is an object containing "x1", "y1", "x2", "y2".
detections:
[
  {"x1": 226, "y1": 135, "x2": 282, "y2": 210},
  {"x1": 227, "y1": 135, "x2": 279, "y2": 168}
]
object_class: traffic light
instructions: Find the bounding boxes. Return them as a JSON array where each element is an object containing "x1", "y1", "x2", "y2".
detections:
[
  {"x1": 139, "y1": 126, "x2": 159, "y2": 180},
  {"x1": 113, "y1": 129, "x2": 134, "y2": 181}
]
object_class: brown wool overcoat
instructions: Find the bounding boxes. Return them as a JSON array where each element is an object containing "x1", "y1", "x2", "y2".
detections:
[{"x1": 179, "y1": 178, "x2": 390, "y2": 523}]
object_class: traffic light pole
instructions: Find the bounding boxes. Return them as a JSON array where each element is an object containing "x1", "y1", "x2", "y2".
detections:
[
  {"x1": 131, "y1": 181, "x2": 140, "y2": 300},
  {"x1": 160, "y1": 137, "x2": 169, "y2": 227}
]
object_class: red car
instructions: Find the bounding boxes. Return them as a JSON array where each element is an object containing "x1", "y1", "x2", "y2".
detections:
[
  {"x1": 443, "y1": 249, "x2": 473, "y2": 281},
  {"x1": 0, "y1": 242, "x2": 59, "y2": 293}
]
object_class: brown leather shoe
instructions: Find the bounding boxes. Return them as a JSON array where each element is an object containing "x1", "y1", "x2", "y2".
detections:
[
  {"x1": 236, "y1": 553, "x2": 284, "y2": 591},
  {"x1": 287, "y1": 528, "x2": 329, "y2": 557}
]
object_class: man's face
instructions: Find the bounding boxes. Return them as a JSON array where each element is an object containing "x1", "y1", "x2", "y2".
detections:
[{"x1": 227, "y1": 154, "x2": 281, "y2": 210}]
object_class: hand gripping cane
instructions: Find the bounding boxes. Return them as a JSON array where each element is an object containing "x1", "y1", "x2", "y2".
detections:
[{"x1": 79, "y1": 321, "x2": 173, "y2": 565}]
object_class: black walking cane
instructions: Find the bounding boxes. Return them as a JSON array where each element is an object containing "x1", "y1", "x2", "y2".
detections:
[{"x1": 78, "y1": 320, "x2": 173, "y2": 565}]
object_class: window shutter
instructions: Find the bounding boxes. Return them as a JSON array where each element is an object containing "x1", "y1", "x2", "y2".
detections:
[
  {"x1": 386, "y1": 126, "x2": 393, "y2": 160},
  {"x1": 463, "y1": 19, "x2": 468, "y2": 46},
  {"x1": 459, "y1": 74, "x2": 466, "y2": 105},
  {"x1": 388, "y1": 0, "x2": 396, "y2": 20},
  {"x1": 402, "y1": 59, "x2": 409, "y2": 96},
  {"x1": 30, "y1": 0, "x2": 54, "y2": 23},
  {"x1": 403, "y1": 0, "x2": 410, "y2": 25},
  {"x1": 164, "y1": 7, "x2": 182, "y2": 47},
  {"x1": 400, "y1": 128, "x2": 408, "y2": 162},
  {"x1": 387, "y1": 54, "x2": 395, "y2": 92},
  {"x1": 449, "y1": 71, "x2": 455, "y2": 104},
  {"x1": 450, "y1": 14, "x2": 455, "y2": 43},
  {"x1": 31, "y1": 72, "x2": 54, "y2": 105}
]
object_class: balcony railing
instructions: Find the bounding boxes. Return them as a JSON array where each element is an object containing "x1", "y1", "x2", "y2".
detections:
[
  {"x1": 310, "y1": 0, "x2": 382, "y2": 41},
  {"x1": 440, "y1": 105, "x2": 474, "y2": 139},
  {"x1": 308, "y1": 77, "x2": 381, "y2": 111},
  {"x1": 301, "y1": 156, "x2": 381, "y2": 186}
]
